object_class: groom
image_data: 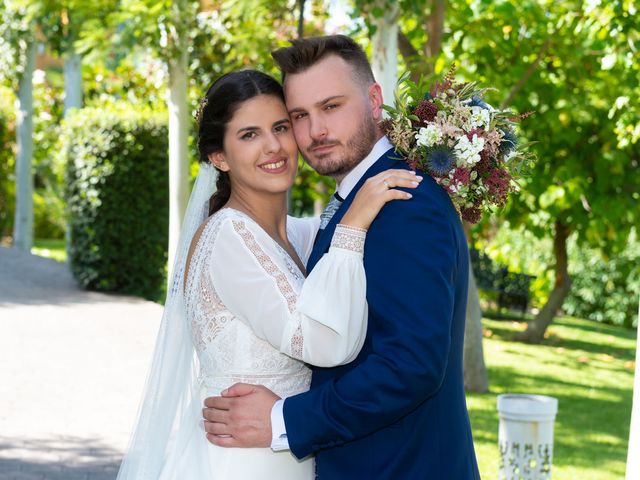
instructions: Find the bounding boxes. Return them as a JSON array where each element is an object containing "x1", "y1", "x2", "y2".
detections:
[{"x1": 203, "y1": 35, "x2": 480, "y2": 479}]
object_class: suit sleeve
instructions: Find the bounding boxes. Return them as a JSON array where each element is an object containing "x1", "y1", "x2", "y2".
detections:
[{"x1": 283, "y1": 181, "x2": 461, "y2": 458}]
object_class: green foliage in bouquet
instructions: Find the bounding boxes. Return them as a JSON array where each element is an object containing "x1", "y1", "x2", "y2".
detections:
[{"x1": 63, "y1": 103, "x2": 168, "y2": 300}]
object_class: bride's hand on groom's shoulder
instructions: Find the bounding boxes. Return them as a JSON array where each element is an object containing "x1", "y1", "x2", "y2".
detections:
[
  {"x1": 202, "y1": 383, "x2": 280, "y2": 448},
  {"x1": 340, "y1": 169, "x2": 422, "y2": 230}
]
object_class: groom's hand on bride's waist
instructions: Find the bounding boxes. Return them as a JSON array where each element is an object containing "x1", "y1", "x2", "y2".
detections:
[{"x1": 202, "y1": 383, "x2": 280, "y2": 448}]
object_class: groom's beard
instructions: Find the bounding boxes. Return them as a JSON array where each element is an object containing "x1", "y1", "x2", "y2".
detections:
[{"x1": 301, "y1": 114, "x2": 378, "y2": 179}]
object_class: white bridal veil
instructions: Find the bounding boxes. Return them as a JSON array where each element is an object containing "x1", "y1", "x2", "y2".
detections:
[{"x1": 116, "y1": 163, "x2": 217, "y2": 479}]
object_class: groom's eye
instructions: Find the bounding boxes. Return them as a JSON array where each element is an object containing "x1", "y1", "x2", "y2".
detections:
[
  {"x1": 324, "y1": 104, "x2": 339, "y2": 111},
  {"x1": 293, "y1": 112, "x2": 307, "y2": 120}
]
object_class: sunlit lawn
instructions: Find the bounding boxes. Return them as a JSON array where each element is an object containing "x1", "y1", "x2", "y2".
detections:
[
  {"x1": 469, "y1": 316, "x2": 636, "y2": 479},
  {"x1": 31, "y1": 238, "x2": 67, "y2": 263}
]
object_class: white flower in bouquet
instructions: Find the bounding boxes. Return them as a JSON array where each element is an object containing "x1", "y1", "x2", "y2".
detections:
[
  {"x1": 415, "y1": 125, "x2": 443, "y2": 147},
  {"x1": 467, "y1": 106, "x2": 491, "y2": 130},
  {"x1": 454, "y1": 134, "x2": 485, "y2": 167}
]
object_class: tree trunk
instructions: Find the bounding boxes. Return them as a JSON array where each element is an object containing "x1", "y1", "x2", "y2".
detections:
[
  {"x1": 167, "y1": 48, "x2": 190, "y2": 279},
  {"x1": 370, "y1": 0, "x2": 399, "y2": 107},
  {"x1": 63, "y1": 46, "x2": 83, "y2": 115},
  {"x1": 462, "y1": 222, "x2": 489, "y2": 392},
  {"x1": 464, "y1": 261, "x2": 489, "y2": 392},
  {"x1": 297, "y1": 0, "x2": 305, "y2": 38},
  {"x1": 13, "y1": 37, "x2": 36, "y2": 251},
  {"x1": 518, "y1": 220, "x2": 572, "y2": 343},
  {"x1": 627, "y1": 300, "x2": 640, "y2": 479},
  {"x1": 424, "y1": 0, "x2": 445, "y2": 75},
  {"x1": 64, "y1": 45, "x2": 83, "y2": 256}
]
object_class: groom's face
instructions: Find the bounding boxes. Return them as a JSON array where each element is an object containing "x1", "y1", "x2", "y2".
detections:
[{"x1": 284, "y1": 55, "x2": 383, "y2": 182}]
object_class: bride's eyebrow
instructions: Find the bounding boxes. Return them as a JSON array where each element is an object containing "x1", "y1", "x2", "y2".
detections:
[
  {"x1": 273, "y1": 118, "x2": 291, "y2": 127},
  {"x1": 236, "y1": 126, "x2": 259, "y2": 134}
]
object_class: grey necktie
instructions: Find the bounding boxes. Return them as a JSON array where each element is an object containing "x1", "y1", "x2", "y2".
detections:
[{"x1": 319, "y1": 192, "x2": 343, "y2": 230}]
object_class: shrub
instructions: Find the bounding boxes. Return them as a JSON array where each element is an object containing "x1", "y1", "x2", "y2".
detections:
[
  {"x1": 0, "y1": 87, "x2": 15, "y2": 238},
  {"x1": 478, "y1": 223, "x2": 639, "y2": 328},
  {"x1": 63, "y1": 103, "x2": 169, "y2": 300},
  {"x1": 564, "y1": 231, "x2": 640, "y2": 328},
  {"x1": 32, "y1": 80, "x2": 66, "y2": 240}
]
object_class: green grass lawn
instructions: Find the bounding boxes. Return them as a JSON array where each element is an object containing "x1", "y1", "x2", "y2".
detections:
[
  {"x1": 469, "y1": 316, "x2": 636, "y2": 479},
  {"x1": 31, "y1": 238, "x2": 67, "y2": 263}
]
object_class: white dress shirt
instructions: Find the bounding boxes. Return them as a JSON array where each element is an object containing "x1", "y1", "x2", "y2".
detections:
[{"x1": 270, "y1": 136, "x2": 393, "y2": 451}]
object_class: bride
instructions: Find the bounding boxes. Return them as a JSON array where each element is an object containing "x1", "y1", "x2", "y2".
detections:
[{"x1": 116, "y1": 69, "x2": 420, "y2": 479}]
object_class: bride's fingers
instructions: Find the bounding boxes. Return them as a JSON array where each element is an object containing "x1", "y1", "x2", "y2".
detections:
[
  {"x1": 369, "y1": 171, "x2": 422, "y2": 191},
  {"x1": 384, "y1": 189, "x2": 414, "y2": 201},
  {"x1": 382, "y1": 175, "x2": 422, "y2": 190}
]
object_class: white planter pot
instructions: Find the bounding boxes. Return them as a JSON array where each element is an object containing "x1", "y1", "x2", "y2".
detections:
[{"x1": 497, "y1": 394, "x2": 558, "y2": 480}]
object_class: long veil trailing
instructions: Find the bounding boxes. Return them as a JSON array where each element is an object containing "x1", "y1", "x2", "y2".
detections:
[{"x1": 116, "y1": 163, "x2": 217, "y2": 479}]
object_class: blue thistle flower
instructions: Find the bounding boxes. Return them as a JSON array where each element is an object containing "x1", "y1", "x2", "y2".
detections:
[
  {"x1": 425, "y1": 147, "x2": 456, "y2": 176},
  {"x1": 499, "y1": 128, "x2": 518, "y2": 155},
  {"x1": 469, "y1": 95, "x2": 490, "y2": 110}
]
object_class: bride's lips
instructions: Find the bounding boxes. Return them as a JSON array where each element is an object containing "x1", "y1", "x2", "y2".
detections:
[{"x1": 258, "y1": 156, "x2": 289, "y2": 174}]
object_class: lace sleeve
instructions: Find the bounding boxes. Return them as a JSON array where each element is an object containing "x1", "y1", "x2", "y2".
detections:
[
  {"x1": 209, "y1": 216, "x2": 368, "y2": 367},
  {"x1": 330, "y1": 224, "x2": 367, "y2": 254}
]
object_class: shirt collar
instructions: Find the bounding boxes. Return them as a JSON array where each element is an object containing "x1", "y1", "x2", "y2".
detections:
[{"x1": 336, "y1": 136, "x2": 393, "y2": 200}]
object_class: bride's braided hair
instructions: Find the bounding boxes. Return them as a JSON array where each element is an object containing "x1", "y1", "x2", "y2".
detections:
[{"x1": 196, "y1": 70, "x2": 285, "y2": 215}]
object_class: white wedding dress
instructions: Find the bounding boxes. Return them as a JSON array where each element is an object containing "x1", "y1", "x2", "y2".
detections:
[{"x1": 154, "y1": 207, "x2": 368, "y2": 479}]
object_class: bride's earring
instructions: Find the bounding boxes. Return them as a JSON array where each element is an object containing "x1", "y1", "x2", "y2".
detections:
[{"x1": 208, "y1": 152, "x2": 229, "y2": 172}]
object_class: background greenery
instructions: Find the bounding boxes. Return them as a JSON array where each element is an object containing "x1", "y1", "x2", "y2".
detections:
[
  {"x1": 0, "y1": 1, "x2": 637, "y2": 475},
  {"x1": 63, "y1": 104, "x2": 169, "y2": 300},
  {"x1": 2, "y1": 0, "x2": 636, "y2": 328},
  {"x1": 469, "y1": 316, "x2": 635, "y2": 479}
]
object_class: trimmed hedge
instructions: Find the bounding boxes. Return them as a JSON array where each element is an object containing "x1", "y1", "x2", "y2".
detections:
[{"x1": 63, "y1": 104, "x2": 169, "y2": 300}]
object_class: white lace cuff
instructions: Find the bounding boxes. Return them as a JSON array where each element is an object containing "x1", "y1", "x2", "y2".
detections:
[{"x1": 330, "y1": 224, "x2": 367, "y2": 255}]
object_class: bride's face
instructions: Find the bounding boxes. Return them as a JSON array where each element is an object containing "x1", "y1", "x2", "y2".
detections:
[{"x1": 212, "y1": 94, "x2": 298, "y2": 196}]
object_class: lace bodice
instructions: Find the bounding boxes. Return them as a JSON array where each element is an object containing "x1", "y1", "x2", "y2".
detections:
[{"x1": 183, "y1": 209, "x2": 368, "y2": 398}]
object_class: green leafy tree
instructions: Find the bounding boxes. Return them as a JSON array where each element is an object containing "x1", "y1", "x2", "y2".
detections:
[
  {"x1": 485, "y1": 1, "x2": 640, "y2": 343},
  {"x1": 0, "y1": 0, "x2": 39, "y2": 250},
  {"x1": 383, "y1": 0, "x2": 639, "y2": 343},
  {"x1": 353, "y1": 0, "x2": 490, "y2": 392},
  {"x1": 102, "y1": 0, "x2": 330, "y2": 274}
]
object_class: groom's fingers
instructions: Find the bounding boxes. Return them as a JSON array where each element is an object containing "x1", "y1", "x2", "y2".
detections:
[
  {"x1": 221, "y1": 382, "x2": 256, "y2": 397},
  {"x1": 202, "y1": 406, "x2": 228, "y2": 423},
  {"x1": 203, "y1": 395, "x2": 231, "y2": 409},
  {"x1": 203, "y1": 420, "x2": 230, "y2": 436},
  {"x1": 207, "y1": 433, "x2": 239, "y2": 447}
]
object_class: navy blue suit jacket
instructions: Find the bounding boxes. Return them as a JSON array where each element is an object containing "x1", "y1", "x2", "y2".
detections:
[{"x1": 283, "y1": 148, "x2": 480, "y2": 479}]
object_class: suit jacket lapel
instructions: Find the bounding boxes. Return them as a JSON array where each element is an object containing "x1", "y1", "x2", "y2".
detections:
[{"x1": 307, "y1": 148, "x2": 398, "y2": 272}]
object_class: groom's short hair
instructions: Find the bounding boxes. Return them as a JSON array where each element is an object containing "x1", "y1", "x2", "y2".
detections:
[{"x1": 272, "y1": 35, "x2": 375, "y2": 87}]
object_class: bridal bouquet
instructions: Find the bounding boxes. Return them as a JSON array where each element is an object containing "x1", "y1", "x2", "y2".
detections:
[{"x1": 382, "y1": 65, "x2": 534, "y2": 223}]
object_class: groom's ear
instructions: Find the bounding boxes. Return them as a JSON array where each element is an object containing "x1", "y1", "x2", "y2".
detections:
[
  {"x1": 208, "y1": 152, "x2": 230, "y2": 172},
  {"x1": 368, "y1": 83, "x2": 384, "y2": 121}
]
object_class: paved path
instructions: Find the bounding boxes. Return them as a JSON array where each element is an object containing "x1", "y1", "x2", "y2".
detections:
[{"x1": 0, "y1": 247, "x2": 163, "y2": 479}]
